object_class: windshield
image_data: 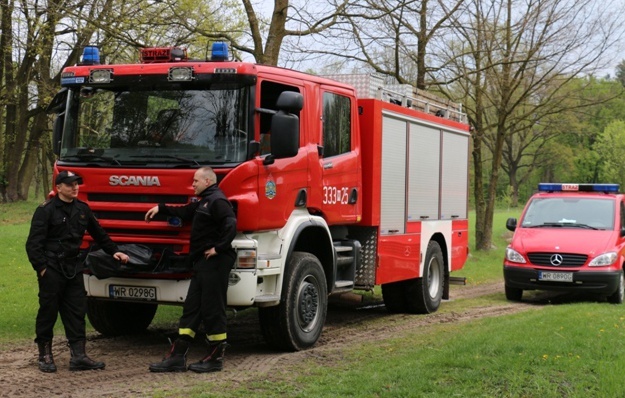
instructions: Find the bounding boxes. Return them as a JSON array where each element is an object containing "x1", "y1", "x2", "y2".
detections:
[
  {"x1": 60, "y1": 86, "x2": 251, "y2": 166},
  {"x1": 521, "y1": 197, "x2": 615, "y2": 230}
]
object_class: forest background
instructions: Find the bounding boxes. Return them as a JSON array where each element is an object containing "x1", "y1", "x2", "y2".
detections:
[{"x1": 2, "y1": 0, "x2": 625, "y2": 251}]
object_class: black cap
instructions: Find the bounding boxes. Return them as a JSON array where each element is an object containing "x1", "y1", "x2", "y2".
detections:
[{"x1": 55, "y1": 170, "x2": 83, "y2": 185}]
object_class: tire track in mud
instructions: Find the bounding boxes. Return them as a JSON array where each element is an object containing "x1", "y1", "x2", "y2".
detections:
[{"x1": 1, "y1": 282, "x2": 534, "y2": 397}]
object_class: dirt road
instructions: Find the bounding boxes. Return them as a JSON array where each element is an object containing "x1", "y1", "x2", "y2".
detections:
[{"x1": 0, "y1": 281, "x2": 540, "y2": 397}]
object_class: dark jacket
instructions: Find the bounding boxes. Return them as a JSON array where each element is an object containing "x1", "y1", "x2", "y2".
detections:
[
  {"x1": 158, "y1": 184, "x2": 237, "y2": 266},
  {"x1": 25, "y1": 196, "x2": 119, "y2": 273}
]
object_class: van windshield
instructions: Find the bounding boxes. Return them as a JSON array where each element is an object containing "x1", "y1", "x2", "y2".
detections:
[{"x1": 521, "y1": 197, "x2": 615, "y2": 230}]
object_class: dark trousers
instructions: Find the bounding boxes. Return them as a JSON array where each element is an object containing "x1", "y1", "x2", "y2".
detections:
[
  {"x1": 35, "y1": 267, "x2": 86, "y2": 343},
  {"x1": 179, "y1": 255, "x2": 232, "y2": 340}
]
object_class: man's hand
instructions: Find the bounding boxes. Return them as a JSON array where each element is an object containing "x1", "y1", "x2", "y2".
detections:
[
  {"x1": 145, "y1": 206, "x2": 159, "y2": 223},
  {"x1": 114, "y1": 252, "x2": 130, "y2": 264},
  {"x1": 204, "y1": 247, "x2": 217, "y2": 259}
]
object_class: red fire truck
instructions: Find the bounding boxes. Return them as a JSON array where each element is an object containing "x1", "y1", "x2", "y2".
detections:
[{"x1": 46, "y1": 44, "x2": 470, "y2": 351}]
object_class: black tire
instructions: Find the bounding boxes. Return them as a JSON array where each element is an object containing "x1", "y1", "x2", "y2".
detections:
[
  {"x1": 258, "y1": 252, "x2": 328, "y2": 351},
  {"x1": 607, "y1": 271, "x2": 624, "y2": 304},
  {"x1": 504, "y1": 285, "x2": 523, "y2": 302},
  {"x1": 382, "y1": 281, "x2": 408, "y2": 313},
  {"x1": 87, "y1": 299, "x2": 158, "y2": 336},
  {"x1": 404, "y1": 241, "x2": 445, "y2": 314}
]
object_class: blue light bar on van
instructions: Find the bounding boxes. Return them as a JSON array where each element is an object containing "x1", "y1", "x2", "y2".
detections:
[{"x1": 538, "y1": 183, "x2": 620, "y2": 193}]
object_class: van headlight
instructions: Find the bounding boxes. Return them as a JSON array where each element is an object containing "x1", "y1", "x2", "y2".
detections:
[
  {"x1": 589, "y1": 252, "x2": 617, "y2": 267},
  {"x1": 505, "y1": 247, "x2": 526, "y2": 263}
]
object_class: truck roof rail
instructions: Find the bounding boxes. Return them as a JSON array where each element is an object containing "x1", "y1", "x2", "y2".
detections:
[{"x1": 322, "y1": 73, "x2": 467, "y2": 124}]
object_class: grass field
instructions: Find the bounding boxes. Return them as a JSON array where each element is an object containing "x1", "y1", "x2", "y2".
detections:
[{"x1": 5, "y1": 202, "x2": 625, "y2": 397}]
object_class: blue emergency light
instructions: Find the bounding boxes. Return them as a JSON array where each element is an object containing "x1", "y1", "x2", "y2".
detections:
[
  {"x1": 538, "y1": 183, "x2": 620, "y2": 193},
  {"x1": 211, "y1": 42, "x2": 229, "y2": 61},
  {"x1": 81, "y1": 46, "x2": 100, "y2": 65}
]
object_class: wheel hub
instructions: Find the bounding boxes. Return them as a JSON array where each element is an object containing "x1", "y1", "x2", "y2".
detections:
[{"x1": 297, "y1": 281, "x2": 319, "y2": 330}]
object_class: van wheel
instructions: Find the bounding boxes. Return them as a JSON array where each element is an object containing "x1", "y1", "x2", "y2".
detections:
[
  {"x1": 259, "y1": 252, "x2": 328, "y2": 351},
  {"x1": 87, "y1": 299, "x2": 157, "y2": 336},
  {"x1": 404, "y1": 241, "x2": 445, "y2": 314},
  {"x1": 607, "y1": 271, "x2": 624, "y2": 304},
  {"x1": 505, "y1": 285, "x2": 523, "y2": 302}
]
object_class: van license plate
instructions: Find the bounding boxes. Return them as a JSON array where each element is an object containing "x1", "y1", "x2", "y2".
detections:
[
  {"x1": 109, "y1": 285, "x2": 156, "y2": 301},
  {"x1": 538, "y1": 271, "x2": 573, "y2": 282}
]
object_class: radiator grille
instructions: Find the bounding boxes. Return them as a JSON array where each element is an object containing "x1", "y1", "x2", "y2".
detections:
[
  {"x1": 527, "y1": 252, "x2": 587, "y2": 267},
  {"x1": 88, "y1": 193, "x2": 188, "y2": 203}
]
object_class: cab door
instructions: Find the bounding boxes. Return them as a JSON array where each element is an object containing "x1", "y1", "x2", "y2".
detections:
[{"x1": 318, "y1": 88, "x2": 361, "y2": 225}]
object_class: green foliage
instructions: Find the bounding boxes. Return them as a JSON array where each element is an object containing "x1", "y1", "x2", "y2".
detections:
[
  {"x1": 496, "y1": 185, "x2": 514, "y2": 209},
  {"x1": 594, "y1": 120, "x2": 625, "y2": 185},
  {"x1": 0, "y1": 224, "x2": 43, "y2": 345}
]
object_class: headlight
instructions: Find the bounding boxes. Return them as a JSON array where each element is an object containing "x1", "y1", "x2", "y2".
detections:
[
  {"x1": 236, "y1": 249, "x2": 257, "y2": 269},
  {"x1": 505, "y1": 247, "x2": 526, "y2": 263},
  {"x1": 589, "y1": 252, "x2": 617, "y2": 267}
]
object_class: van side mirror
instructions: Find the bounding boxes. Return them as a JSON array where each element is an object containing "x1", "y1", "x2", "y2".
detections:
[{"x1": 506, "y1": 218, "x2": 517, "y2": 231}]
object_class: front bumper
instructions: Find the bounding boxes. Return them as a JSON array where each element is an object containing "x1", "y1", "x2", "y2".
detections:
[{"x1": 503, "y1": 265, "x2": 621, "y2": 295}]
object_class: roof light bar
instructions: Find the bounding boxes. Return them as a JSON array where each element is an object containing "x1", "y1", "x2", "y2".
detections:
[
  {"x1": 81, "y1": 46, "x2": 100, "y2": 65},
  {"x1": 211, "y1": 42, "x2": 229, "y2": 61},
  {"x1": 538, "y1": 183, "x2": 620, "y2": 193}
]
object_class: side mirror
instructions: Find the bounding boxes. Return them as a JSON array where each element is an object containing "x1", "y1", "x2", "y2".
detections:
[
  {"x1": 506, "y1": 218, "x2": 517, "y2": 232},
  {"x1": 46, "y1": 88, "x2": 68, "y2": 114},
  {"x1": 267, "y1": 92, "x2": 303, "y2": 162},
  {"x1": 52, "y1": 114, "x2": 64, "y2": 156}
]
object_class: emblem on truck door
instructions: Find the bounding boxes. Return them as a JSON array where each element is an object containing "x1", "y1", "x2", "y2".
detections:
[{"x1": 265, "y1": 179, "x2": 276, "y2": 199}]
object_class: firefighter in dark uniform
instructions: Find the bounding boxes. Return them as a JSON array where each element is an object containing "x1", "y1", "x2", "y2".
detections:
[
  {"x1": 146, "y1": 166, "x2": 237, "y2": 373},
  {"x1": 26, "y1": 170, "x2": 129, "y2": 373}
]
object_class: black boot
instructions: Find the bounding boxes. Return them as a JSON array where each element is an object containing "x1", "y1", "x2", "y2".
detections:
[
  {"x1": 188, "y1": 340, "x2": 228, "y2": 373},
  {"x1": 148, "y1": 338, "x2": 189, "y2": 372},
  {"x1": 68, "y1": 340, "x2": 105, "y2": 371},
  {"x1": 37, "y1": 340, "x2": 57, "y2": 373}
]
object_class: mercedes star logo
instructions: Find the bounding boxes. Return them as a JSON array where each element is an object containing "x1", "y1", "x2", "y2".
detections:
[{"x1": 550, "y1": 253, "x2": 563, "y2": 266}]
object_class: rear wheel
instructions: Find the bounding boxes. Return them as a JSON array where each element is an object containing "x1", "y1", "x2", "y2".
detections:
[
  {"x1": 504, "y1": 285, "x2": 523, "y2": 302},
  {"x1": 404, "y1": 241, "x2": 445, "y2": 314},
  {"x1": 87, "y1": 299, "x2": 157, "y2": 336},
  {"x1": 259, "y1": 252, "x2": 328, "y2": 351},
  {"x1": 607, "y1": 271, "x2": 624, "y2": 304},
  {"x1": 382, "y1": 281, "x2": 407, "y2": 313}
]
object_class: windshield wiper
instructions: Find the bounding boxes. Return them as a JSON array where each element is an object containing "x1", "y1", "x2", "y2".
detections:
[
  {"x1": 564, "y1": 223, "x2": 599, "y2": 230},
  {"x1": 130, "y1": 155, "x2": 200, "y2": 166},
  {"x1": 65, "y1": 153, "x2": 122, "y2": 166},
  {"x1": 527, "y1": 222, "x2": 598, "y2": 230}
]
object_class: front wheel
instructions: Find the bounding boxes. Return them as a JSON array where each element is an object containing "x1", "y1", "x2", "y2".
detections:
[
  {"x1": 87, "y1": 299, "x2": 157, "y2": 336},
  {"x1": 258, "y1": 252, "x2": 328, "y2": 351},
  {"x1": 607, "y1": 271, "x2": 624, "y2": 304},
  {"x1": 504, "y1": 285, "x2": 523, "y2": 302}
]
